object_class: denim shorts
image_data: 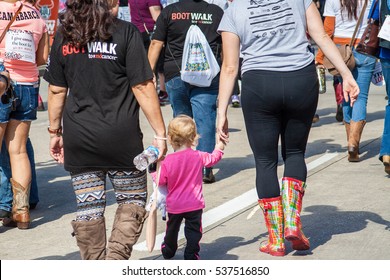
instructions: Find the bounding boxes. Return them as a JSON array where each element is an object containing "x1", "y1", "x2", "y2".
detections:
[{"x1": 0, "y1": 82, "x2": 39, "y2": 123}]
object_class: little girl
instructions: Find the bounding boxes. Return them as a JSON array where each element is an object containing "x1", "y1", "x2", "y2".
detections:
[{"x1": 152, "y1": 115, "x2": 225, "y2": 260}]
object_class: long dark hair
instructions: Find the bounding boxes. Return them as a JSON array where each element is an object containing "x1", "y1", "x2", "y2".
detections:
[
  {"x1": 340, "y1": 0, "x2": 360, "y2": 20},
  {"x1": 59, "y1": 0, "x2": 115, "y2": 46}
]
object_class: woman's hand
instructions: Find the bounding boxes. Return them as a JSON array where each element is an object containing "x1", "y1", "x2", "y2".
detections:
[
  {"x1": 152, "y1": 136, "x2": 167, "y2": 161},
  {"x1": 342, "y1": 73, "x2": 360, "y2": 107},
  {"x1": 49, "y1": 135, "x2": 64, "y2": 163},
  {"x1": 217, "y1": 114, "x2": 229, "y2": 145}
]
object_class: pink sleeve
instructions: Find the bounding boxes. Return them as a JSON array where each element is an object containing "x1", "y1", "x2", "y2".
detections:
[{"x1": 199, "y1": 149, "x2": 224, "y2": 168}]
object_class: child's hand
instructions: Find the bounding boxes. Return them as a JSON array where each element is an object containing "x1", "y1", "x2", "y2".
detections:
[{"x1": 216, "y1": 138, "x2": 225, "y2": 151}]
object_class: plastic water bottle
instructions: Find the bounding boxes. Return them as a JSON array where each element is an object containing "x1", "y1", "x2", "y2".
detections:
[
  {"x1": 133, "y1": 146, "x2": 159, "y2": 171},
  {"x1": 0, "y1": 59, "x2": 5, "y2": 72}
]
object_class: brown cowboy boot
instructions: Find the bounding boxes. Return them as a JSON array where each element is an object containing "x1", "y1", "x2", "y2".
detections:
[
  {"x1": 71, "y1": 217, "x2": 107, "y2": 260},
  {"x1": 348, "y1": 120, "x2": 366, "y2": 162},
  {"x1": 343, "y1": 121, "x2": 350, "y2": 143},
  {"x1": 106, "y1": 203, "x2": 147, "y2": 260},
  {"x1": 3, "y1": 178, "x2": 31, "y2": 229}
]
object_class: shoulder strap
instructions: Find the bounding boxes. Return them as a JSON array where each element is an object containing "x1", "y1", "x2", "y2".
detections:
[
  {"x1": 350, "y1": 0, "x2": 368, "y2": 46},
  {"x1": 0, "y1": 3, "x2": 23, "y2": 44}
]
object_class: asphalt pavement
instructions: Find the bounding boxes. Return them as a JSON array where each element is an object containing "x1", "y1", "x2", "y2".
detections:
[{"x1": 0, "y1": 76, "x2": 390, "y2": 262}]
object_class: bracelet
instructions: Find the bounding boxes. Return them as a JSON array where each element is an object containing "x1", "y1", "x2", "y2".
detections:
[
  {"x1": 48, "y1": 126, "x2": 63, "y2": 136},
  {"x1": 154, "y1": 135, "x2": 167, "y2": 141}
]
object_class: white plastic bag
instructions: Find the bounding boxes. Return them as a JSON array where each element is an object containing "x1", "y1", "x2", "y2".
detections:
[
  {"x1": 372, "y1": 61, "x2": 386, "y2": 86},
  {"x1": 181, "y1": 25, "x2": 220, "y2": 87}
]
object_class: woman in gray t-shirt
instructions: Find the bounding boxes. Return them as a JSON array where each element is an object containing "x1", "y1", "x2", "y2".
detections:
[{"x1": 217, "y1": 0, "x2": 359, "y2": 257}]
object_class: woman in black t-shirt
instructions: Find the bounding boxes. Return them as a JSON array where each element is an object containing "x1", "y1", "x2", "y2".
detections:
[{"x1": 44, "y1": 0, "x2": 167, "y2": 260}]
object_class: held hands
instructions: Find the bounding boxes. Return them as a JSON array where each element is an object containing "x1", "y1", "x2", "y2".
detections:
[
  {"x1": 217, "y1": 115, "x2": 229, "y2": 145},
  {"x1": 216, "y1": 137, "x2": 226, "y2": 151},
  {"x1": 341, "y1": 73, "x2": 360, "y2": 107}
]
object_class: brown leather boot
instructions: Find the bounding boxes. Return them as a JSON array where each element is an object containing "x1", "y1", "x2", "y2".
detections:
[
  {"x1": 106, "y1": 203, "x2": 147, "y2": 260},
  {"x1": 71, "y1": 217, "x2": 107, "y2": 260},
  {"x1": 3, "y1": 179, "x2": 31, "y2": 229},
  {"x1": 343, "y1": 121, "x2": 350, "y2": 143},
  {"x1": 348, "y1": 120, "x2": 366, "y2": 162}
]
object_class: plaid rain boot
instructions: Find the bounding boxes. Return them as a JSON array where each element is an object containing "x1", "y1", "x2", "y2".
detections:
[
  {"x1": 281, "y1": 177, "x2": 310, "y2": 251},
  {"x1": 258, "y1": 196, "x2": 285, "y2": 257}
]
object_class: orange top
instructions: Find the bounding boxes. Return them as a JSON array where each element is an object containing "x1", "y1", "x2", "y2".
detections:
[{"x1": 315, "y1": 16, "x2": 360, "y2": 65}]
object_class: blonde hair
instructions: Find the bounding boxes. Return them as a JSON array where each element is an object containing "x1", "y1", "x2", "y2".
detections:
[{"x1": 168, "y1": 115, "x2": 199, "y2": 148}]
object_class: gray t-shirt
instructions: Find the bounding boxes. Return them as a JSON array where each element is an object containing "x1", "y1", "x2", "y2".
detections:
[{"x1": 218, "y1": 0, "x2": 314, "y2": 73}]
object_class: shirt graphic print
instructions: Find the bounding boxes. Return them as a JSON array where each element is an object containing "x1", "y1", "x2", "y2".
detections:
[{"x1": 248, "y1": 0, "x2": 295, "y2": 39}]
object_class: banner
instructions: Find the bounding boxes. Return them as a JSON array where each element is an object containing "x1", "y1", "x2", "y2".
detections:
[{"x1": 36, "y1": 0, "x2": 59, "y2": 46}]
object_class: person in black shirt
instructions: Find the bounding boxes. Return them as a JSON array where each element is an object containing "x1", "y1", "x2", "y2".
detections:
[{"x1": 44, "y1": 0, "x2": 167, "y2": 260}]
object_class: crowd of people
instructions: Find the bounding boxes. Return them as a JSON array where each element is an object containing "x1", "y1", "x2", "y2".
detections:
[{"x1": 0, "y1": 0, "x2": 388, "y2": 260}]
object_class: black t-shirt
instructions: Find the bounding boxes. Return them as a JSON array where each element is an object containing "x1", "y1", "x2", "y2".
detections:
[
  {"x1": 44, "y1": 19, "x2": 154, "y2": 172},
  {"x1": 152, "y1": 0, "x2": 223, "y2": 81}
]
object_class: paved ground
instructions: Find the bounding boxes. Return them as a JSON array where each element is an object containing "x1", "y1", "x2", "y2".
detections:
[{"x1": 0, "y1": 75, "x2": 389, "y2": 262}]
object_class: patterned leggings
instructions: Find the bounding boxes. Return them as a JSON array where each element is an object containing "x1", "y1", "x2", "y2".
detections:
[{"x1": 70, "y1": 169, "x2": 147, "y2": 221}]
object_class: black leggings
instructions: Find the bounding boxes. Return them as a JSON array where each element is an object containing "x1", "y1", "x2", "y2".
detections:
[{"x1": 241, "y1": 63, "x2": 318, "y2": 199}]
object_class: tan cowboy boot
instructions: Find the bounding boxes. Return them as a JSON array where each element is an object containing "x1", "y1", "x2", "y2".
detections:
[
  {"x1": 3, "y1": 179, "x2": 31, "y2": 229},
  {"x1": 348, "y1": 120, "x2": 366, "y2": 162}
]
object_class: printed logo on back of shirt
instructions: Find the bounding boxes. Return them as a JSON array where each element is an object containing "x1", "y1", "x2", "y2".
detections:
[
  {"x1": 248, "y1": 0, "x2": 295, "y2": 39},
  {"x1": 62, "y1": 42, "x2": 118, "y2": 61},
  {"x1": 171, "y1": 12, "x2": 213, "y2": 24}
]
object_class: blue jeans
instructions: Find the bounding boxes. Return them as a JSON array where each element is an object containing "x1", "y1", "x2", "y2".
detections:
[
  {"x1": 343, "y1": 51, "x2": 376, "y2": 123},
  {"x1": 0, "y1": 83, "x2": 39, "y2": 123},
  {"x1": 0, "y1": 138, "x2": 38, "y2": 212},
  {"x1": 165, "y1": 75, "x2": 219, "y2": 153},
  {"x1": 379, "y1": 58, "x2": 390, "y2": 160}
]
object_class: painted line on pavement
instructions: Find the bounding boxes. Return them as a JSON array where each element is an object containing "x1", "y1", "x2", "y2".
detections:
[{"x1": 134, "y1": 152, "x2": 338, "y2": 251}]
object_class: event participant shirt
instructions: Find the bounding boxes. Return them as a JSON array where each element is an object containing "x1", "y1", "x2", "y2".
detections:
[
  {"x1": 324, "y1": 0, "x2": 372, "y2": 39},
  {"x1": 152, "y1": 0, "x2": 223, "y2": 81},
  {"x1": 0, "y1": 1, "x2": 47, "y2": 83},
  {"x1": 218, "y1": 0, "x2": 314, "y2": 73},
  {"x1": 44, "y1": 20, "x2": 153, "y2": 172}
]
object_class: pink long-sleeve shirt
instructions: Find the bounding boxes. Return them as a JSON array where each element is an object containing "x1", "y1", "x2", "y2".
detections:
[{"x1": 153, "y1": 148, "x2": 223, "y2": 214}]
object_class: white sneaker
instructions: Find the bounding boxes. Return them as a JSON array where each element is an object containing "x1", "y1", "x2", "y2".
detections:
[{"x1": 231, "y1": 95, "x2": 240, "y2": 108}]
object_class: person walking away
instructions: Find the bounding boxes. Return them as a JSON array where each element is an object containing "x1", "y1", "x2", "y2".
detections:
[
  {"x1": 317, "y1": 0, "x2": 376, "y2": 162},
  {"x1": 148, "y1": 0, "x2": 224, "y2": 183},
  {"x1": 0, "y1": 0, "x2": 49, "y2": 229},
  {"x1": 217, "y1": 0, "x2": 359, "y2": 256},
  {"x1": 152, "y1": 115, "x2": 225, "y2": 259},
  {"x1": 44, "y1": 0, "x2": 167, "y2": 260}
]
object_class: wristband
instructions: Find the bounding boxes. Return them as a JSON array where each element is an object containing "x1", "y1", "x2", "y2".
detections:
[
  {"x1": 154, "y1": 135, "x2": 167, "y2": 141},
  {"x1": 48, "y1": 126, "x2": 63, "y2": 136}
]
